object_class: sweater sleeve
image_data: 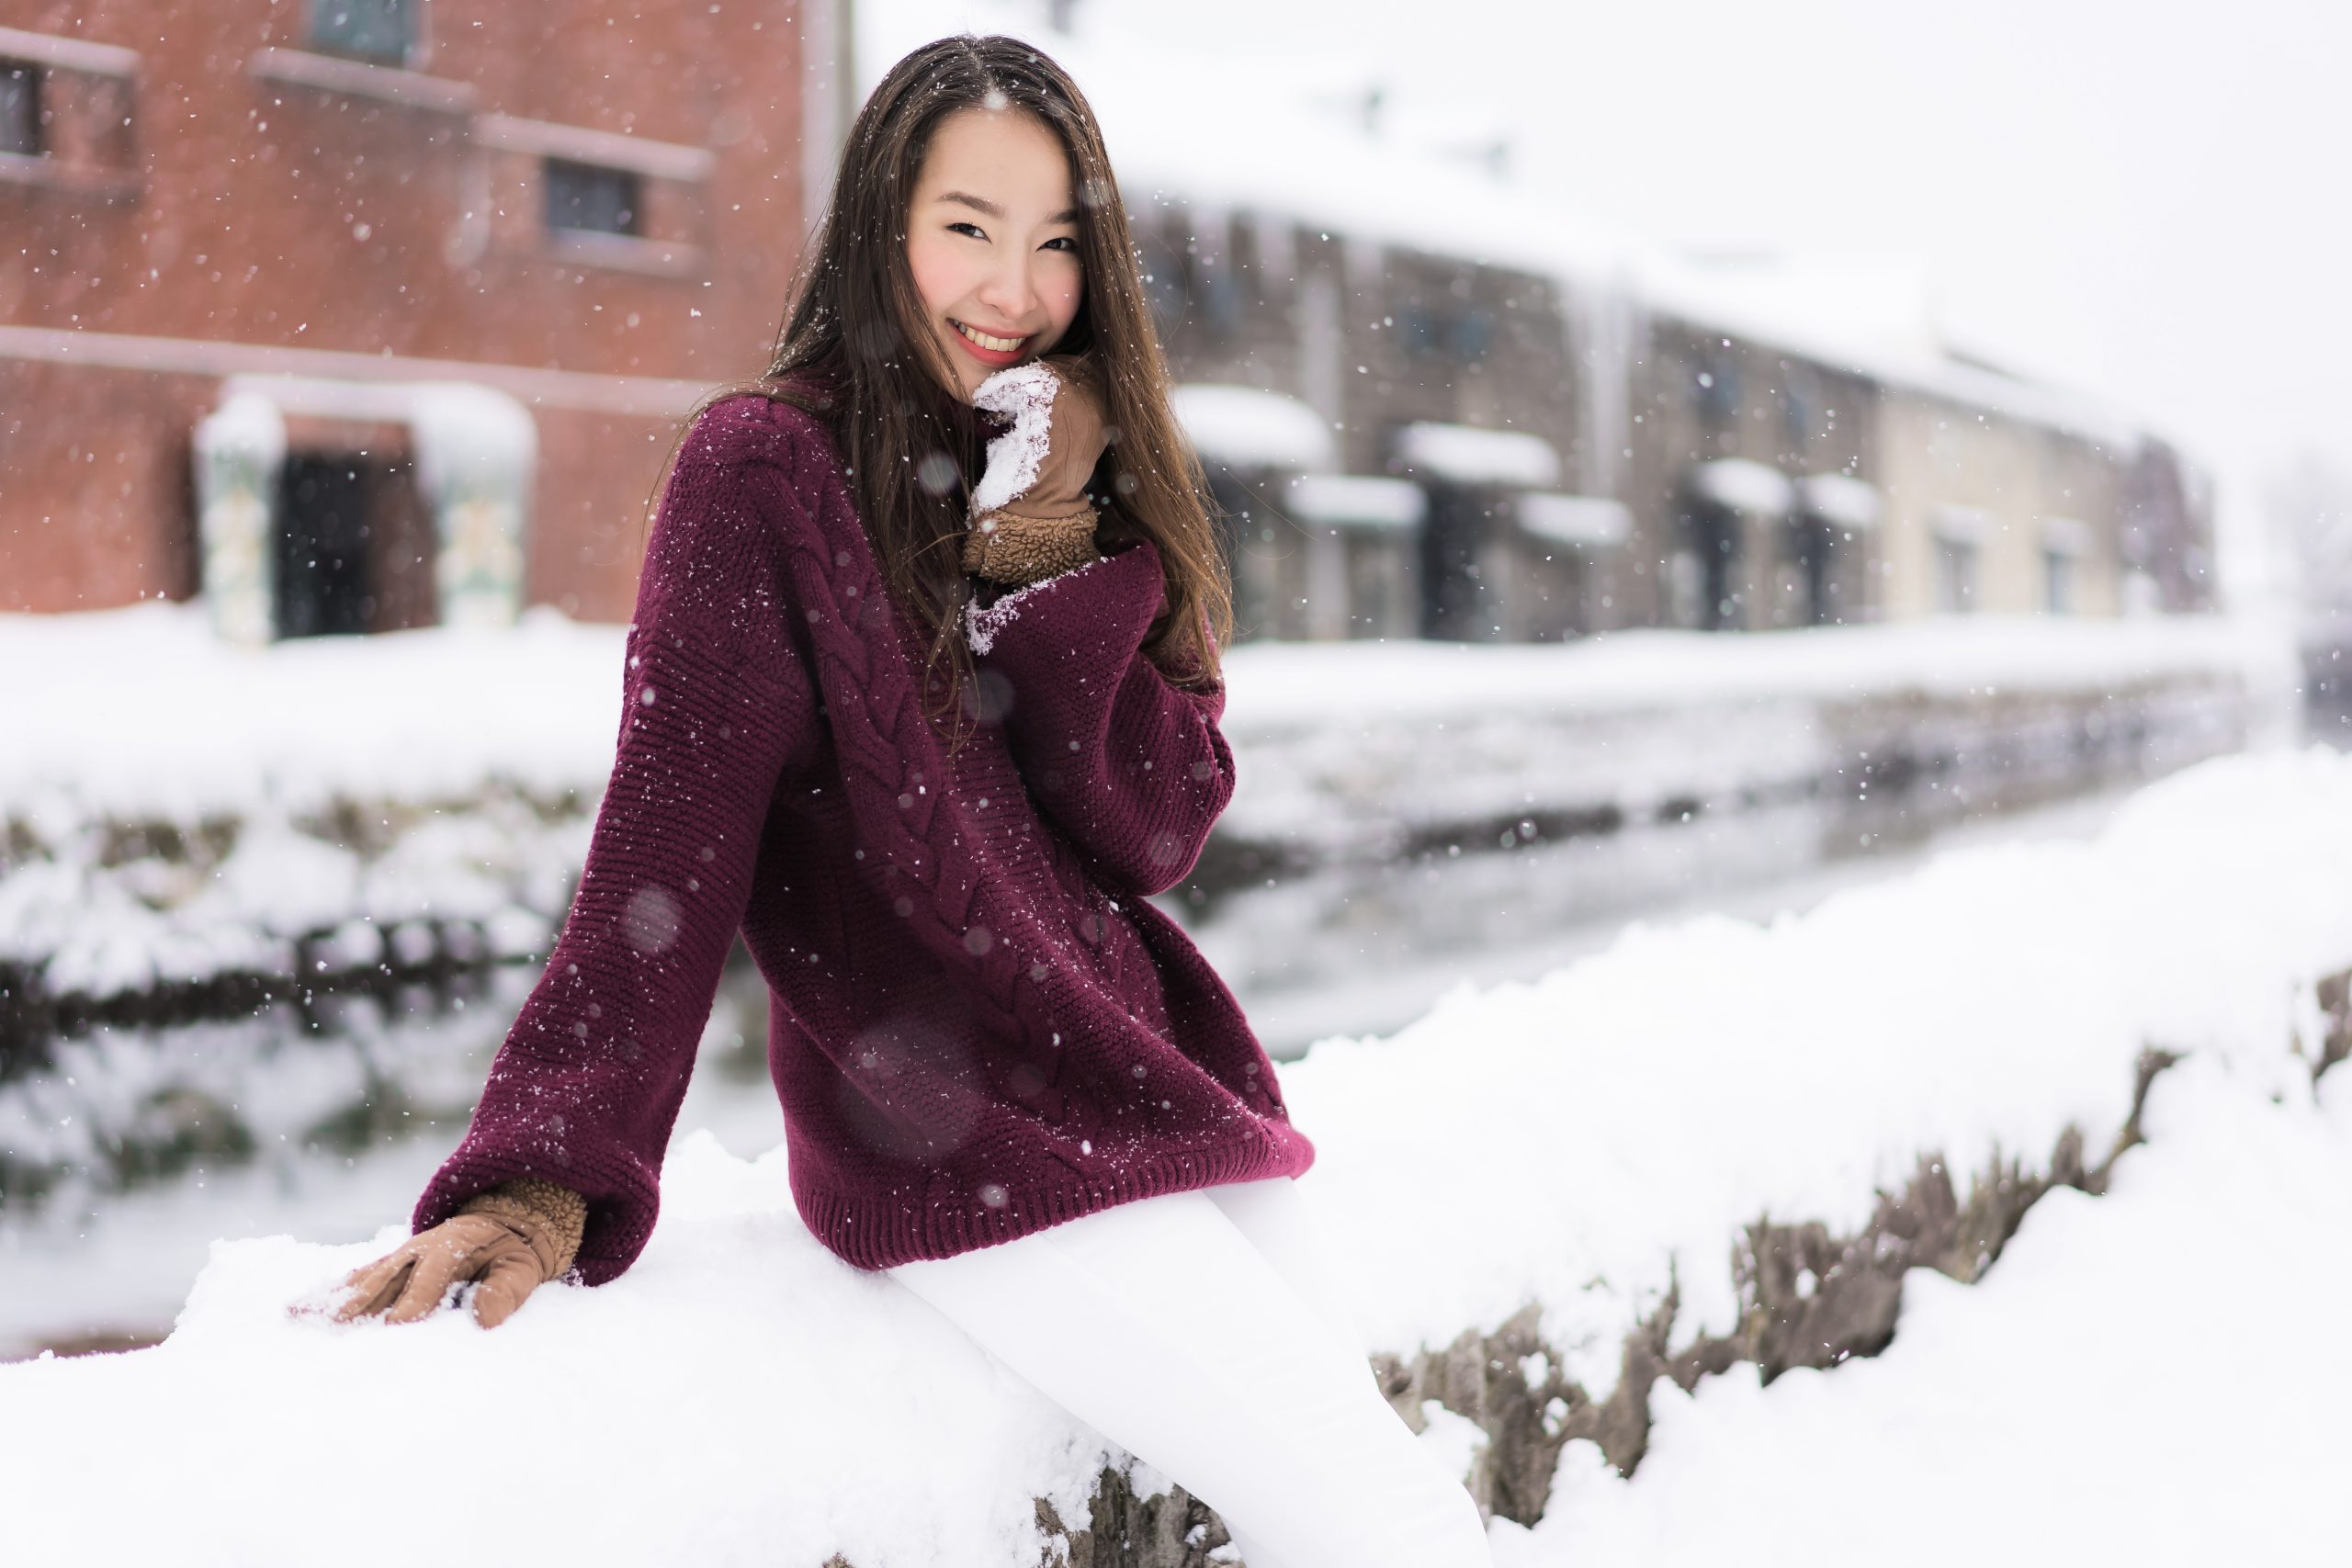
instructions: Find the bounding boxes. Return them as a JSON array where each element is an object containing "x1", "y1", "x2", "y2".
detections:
[
  {"x1": 966, "y1": 539, "x2": 1235, "y2": 898},
  {"x1": 413, "y1": 400, "x2": 819, "y2": 1284}
]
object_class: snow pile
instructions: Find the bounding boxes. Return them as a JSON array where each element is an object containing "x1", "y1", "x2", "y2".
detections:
[
  {"x1": 0, "y1": 600, "x2": 622, "y2": 826},
  {"x1": 1213, "y1": 611, "x2": 2292, "y2": 864},
  {"x1": 0, "y1": 602, "x2": 613, "y2": 1010},
  {"x1": 1280, "y1": 748, "x2": 2352, "y2": 1383},
  {"x1": 0, "y1": 797, "x2": 584, "y2": 1003},
  {"x1": 1219, "y1": 612, "x2": 2290, "y2": 734},
  {"x1": 6, "y1": 750, "x2": 2352, "y2": 1563},
  {"x1": 0, "y1": 1134, "x2": 1113, "y2": 1568},
  {"x1": 1498, "y1": 1051, "x2": 2352, "y2": 1564},
  {"x1": 1170, "y1": 383, "x2": 1339, "y2": 473}
]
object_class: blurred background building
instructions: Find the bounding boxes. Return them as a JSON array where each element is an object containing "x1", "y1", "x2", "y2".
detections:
[{"x1": 2, "y1": 0, "x2": 2213, "y2": 645}]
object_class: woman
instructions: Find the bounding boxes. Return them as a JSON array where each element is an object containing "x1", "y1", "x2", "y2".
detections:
[{"x1": 327, "y1": 34, "x2": 1492, "y2": 1568}]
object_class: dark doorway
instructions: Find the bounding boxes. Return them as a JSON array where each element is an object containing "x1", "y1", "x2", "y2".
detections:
[
  {"x1": 1685, "y1": 502, "x2": 1740, "y2": 631},
  {"x1": 1793, "y1": 519, "x2": 1838, "y2": 626},
  {"x1": 274, "y1": 453, "x2": 437, "y2": 638},
  {"x1": 1419, "y1": 483, "x2": 1490, "y2": 639},
  {"x1": 1207, "y1": 469, "x2": 1280, "y2": 641}
]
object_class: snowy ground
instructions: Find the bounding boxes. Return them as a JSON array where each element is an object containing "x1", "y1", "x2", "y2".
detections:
[{"x1": 4, "y1": 748, "x2": 2349, "y2": 1565}]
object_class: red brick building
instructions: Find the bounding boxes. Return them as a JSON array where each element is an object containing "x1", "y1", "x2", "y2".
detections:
[{"x1": 1, "y1": 0, "x2": 843, "y2": 629}]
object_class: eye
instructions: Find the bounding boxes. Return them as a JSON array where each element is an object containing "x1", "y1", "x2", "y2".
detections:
[
  {"x1": 1042, "y1": 236, "x2": 1080, "y2": 254},
  {"x1": 947, "y1": 220, "x2": 987, "y2": 239}
]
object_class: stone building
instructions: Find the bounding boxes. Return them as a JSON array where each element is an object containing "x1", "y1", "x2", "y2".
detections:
[
  {"x1": 1142, "y1": 216, "x2": 2217, "y2": 641},
  {"x1": 1136, "y1": 197, "x2": 1635, "y2": 643},
  {"x1": 1, "y1": 0, "x2": 842, "y2": 632},
  {"x1": 1624, "y1": 312, "x2": 1886, "y2": 632}
]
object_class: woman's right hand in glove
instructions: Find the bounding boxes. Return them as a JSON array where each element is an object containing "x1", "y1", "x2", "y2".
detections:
[
  {"x1": 325, "y1": 1179, "x2": 586, "y2": 1329},
  {"x1": 965, "y1": 353, "x2": 1111, "y2": 585}
]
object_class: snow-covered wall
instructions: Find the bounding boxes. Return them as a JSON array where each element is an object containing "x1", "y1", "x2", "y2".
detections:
[{"x1": 7, "y1": 749, "x2": 2352, "y2": 1566}]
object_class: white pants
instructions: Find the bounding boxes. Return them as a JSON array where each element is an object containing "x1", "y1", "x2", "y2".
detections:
[{"x1": 889, "y1": 1177, "x2": 1493, "y2": 1568}]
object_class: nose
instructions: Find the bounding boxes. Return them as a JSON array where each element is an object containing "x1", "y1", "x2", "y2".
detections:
[{"x1": 972, "y1": 248, "x2": 1044, "y2": 327}]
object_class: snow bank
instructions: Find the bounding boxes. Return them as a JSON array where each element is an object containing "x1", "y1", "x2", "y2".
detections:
[
  {"x1": 1, "y1": 600, "x2": 2286, "y2": 834},
  {"x1": 0, "y1": 1134, "x2": 1113, "y2": 1568},
  {"x1": 1208, "y1": 611, "x2": 2290, "y2": 875},
  {"x1": 0, "y1": 600, "x2": 622, "y2": 828},
  {"x1": 6, "y1": 749, "x2": 2352, "y2": 1563},
  {"x1": 1283, "y1": 747, "x2": 2352, "y2": 1384},
  {"x1": 1498, "y1": 1052, "x2": 2352, "y2": 1564},
  {"x1": 1217, "y1": 611, "x2": 2290, "y2": 735}
]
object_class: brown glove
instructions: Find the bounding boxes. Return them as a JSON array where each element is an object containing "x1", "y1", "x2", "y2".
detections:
[
  {"x1": 964, "y1": 353, "x2": 1109, "y2": 585},
  {"x1": 329, "y1": 1178, "x2": 587, "y2": 1329}
]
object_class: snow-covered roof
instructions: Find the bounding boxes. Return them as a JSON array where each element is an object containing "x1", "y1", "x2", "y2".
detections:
[
  {"x1": 1516, "y1": 492, "x2": 1632, "y2": 549},
  {"x1": 1799, "y1": 472, "x2": 1883, "y2": 530},
  {"x1": 1393, "y1": 422, "x2": 1561, "y2": 489},
  {"x1": 403, "y1": 383, "x2": 540, "y2": 504},
  {"x1": 2041, "y1": 515, "x2": 2096, "y2": 556},
  {"x1": 1170, "y1": 383, "x2": 1337, "y2": 472},
  {"x1": 193, "y1": 389, "x2": 288, "y2": 468},
  {"x1": 1283, "y1": 472, "x2": 1426, "y2": 530},
  {"x1": 1930, "y1": 502, "x2": 1997, "y2": 544},
  {"x1": 1687, "y1": 458, "x2": 1797, "y2": 518}
]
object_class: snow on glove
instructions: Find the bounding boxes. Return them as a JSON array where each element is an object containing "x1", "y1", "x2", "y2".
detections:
[
  {"x1": 963, "y1": 353, "x2": 1109, "y2": 586},
  {"x1": 328, "y1": 1178, "x2": 586, "y2": 1329}
]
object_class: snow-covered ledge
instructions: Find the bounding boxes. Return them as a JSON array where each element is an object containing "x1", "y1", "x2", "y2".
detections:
[{"x1": 7, "y1": 751, "x2": 2352, "y2": 1564}]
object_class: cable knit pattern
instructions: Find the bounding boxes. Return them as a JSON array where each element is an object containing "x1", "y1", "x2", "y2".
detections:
[{"x1": 414, "y1": 393, "x2": 1313, "y2": 1281}]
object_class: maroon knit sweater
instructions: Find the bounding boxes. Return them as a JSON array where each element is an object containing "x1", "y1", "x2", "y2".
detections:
[{"x1": 413, "y1": 393, "x2": 1314, "y2": 1280}]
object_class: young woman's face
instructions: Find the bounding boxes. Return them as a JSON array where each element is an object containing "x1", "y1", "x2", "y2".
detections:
[{"x1": 905, "y1": 107, "x2": 1086, "y2": 401}]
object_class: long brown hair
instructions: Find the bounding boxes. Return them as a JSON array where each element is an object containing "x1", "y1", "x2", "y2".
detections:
[{"x1": 649, "y1": 34, "x2": 1229, "y2": 730}]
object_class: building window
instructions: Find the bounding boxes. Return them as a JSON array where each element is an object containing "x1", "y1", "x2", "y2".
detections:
[
  {"x1": 545, "y1": 158, "x2": 641, "y2": 237},
  {"x1": 310, "y1": 0, "x2": 419, "y2": 65},
  {"x1": 2044, "y1": 548, "x2": 2075, "y2": 615},
  {"x1": 0, "y1": 61, "x2": 39, "y2": 157},
  {"x1": 2040, "y1": 516, "x2": 2090, "y2": 616},
  {"x1": 1934, "y1": 538, "x2": 1977, "y2": 614},
  {"x1": 1136, "y1": 220, "x2": 1243, "y2": 345},
  {"x1": 1694, "y1": 355, "x2": 1740, "y2": 432},
  {"x1": 1138, "y1": 231, "x2": 1186, "y2": 337},
  {"x1": 1782, "y1": 385, "x2": 1813, "y2": 456},
  {"x1": 1399, "y1": 303, "x2": 1442, "y2": 356},
  {"x1": 1450, "y1": 305, "x2": 1494, "y2": 359},
  {"x1": 1398, "y1": 303, "x2": 1495, "y2": 361}
]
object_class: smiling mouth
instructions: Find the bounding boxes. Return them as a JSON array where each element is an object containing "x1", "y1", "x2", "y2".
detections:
[{"x1": 952, "y1": 320, "x2": 1029, "y2": 354}]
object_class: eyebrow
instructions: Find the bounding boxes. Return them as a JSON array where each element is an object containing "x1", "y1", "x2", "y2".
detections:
[{"x1": 936, "y1": 189, "x2": 1083, "y2": 225}]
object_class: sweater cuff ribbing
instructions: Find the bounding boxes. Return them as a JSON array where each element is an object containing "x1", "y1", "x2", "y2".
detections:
[{"x1": 460, "y1": 1178, "x2": 590, "y2": 1280}]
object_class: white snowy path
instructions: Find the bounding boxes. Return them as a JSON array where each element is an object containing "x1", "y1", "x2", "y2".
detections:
[{"x1": 4, "y1": 750, "x2": 2351, "y2": 1563}]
